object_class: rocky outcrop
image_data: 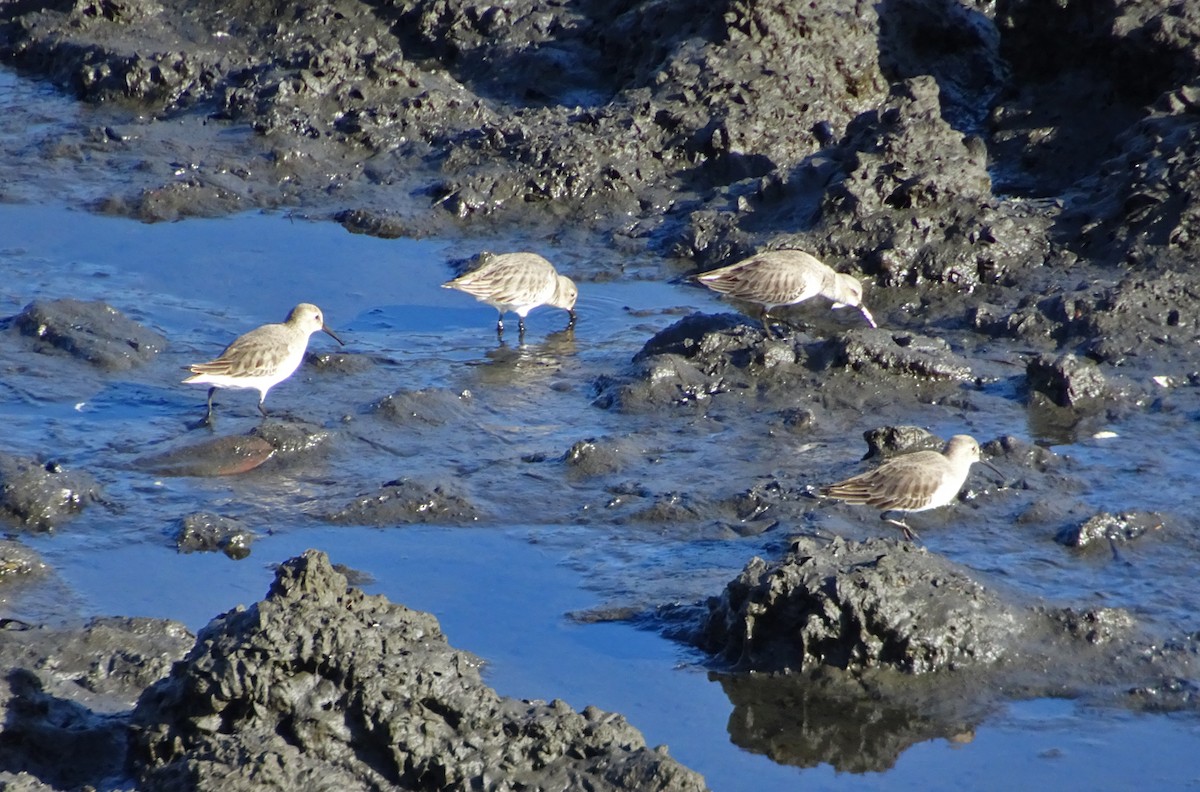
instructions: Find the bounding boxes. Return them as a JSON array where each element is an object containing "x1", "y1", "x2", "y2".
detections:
[
  {"x1": 130, "y1": 551, "x2": 707, "y2": 791},
  {"x1": 0, "y1": 453, "x2": 100, "y2": 531},
  {"x1": 9, "y1": 299, "x2": 166, "y2": 371}
]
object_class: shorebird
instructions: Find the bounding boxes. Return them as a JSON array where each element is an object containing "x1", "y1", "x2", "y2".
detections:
[
  {"x1": 696, "y1": 249, "x2": 877, "y2": 331},
  {"x1": 443, "y1": 252, "x2": 577, "y2": 340},
  {"x1": 819, "y1": 434, "x2": 999, "y2": 540},
  {"x1": 183, "y1": 303, "x2": 344, "y2": 424}
]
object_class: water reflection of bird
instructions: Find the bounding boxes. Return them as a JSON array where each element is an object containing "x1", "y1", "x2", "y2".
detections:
[
  {"x1": 443, "y1": 252, "x2": 578, "y2": 341},
  {"x1": 819, "y1": 434, "x2": 1000, "y2": 540},
  {"x1": 183, "y1": 303, "x2": 344, "y2": 425},
  {"x1": 696, "y1": 249, "x2": 877, "y2": 331},
  {"x1": 474, "y1": 326, "x2": 577, "y2": 385}
]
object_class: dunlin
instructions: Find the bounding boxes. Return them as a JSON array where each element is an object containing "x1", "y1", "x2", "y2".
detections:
[
  {"x1": 696, "y1": 249, "x2": 877, "y2": 330},
  {"x1": 443, "y1": 252, "x2": 578, "y2": 339},
  {"x1": 183, "y1": 303, "x2": 344, "y2": 423},
  {"x1": 819, "y1": 434, "x2": 998, "y2": 540}
]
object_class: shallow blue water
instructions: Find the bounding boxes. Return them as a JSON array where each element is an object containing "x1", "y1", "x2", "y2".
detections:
[{"x1": 2, "y1": 203, "x2": 1200, "y2": 792}]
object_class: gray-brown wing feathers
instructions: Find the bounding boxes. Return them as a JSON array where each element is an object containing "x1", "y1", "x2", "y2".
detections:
[
  {"x1": 700, "y1": 257, "x2": 819, "y2": 305},
  {"x1": 447, "y1": 256, "x2": 555, "y2": 305},
  {"x1": 186, "y1": 328, "x2": 286, "y2": 379},
  {"x1": 821, "y1": 454, "x2": 943, "y2": 511}
]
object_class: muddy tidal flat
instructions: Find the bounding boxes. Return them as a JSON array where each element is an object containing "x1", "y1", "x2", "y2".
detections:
[{"x1": 3, "y1": 1, "x2": 1200, "y2": 790}]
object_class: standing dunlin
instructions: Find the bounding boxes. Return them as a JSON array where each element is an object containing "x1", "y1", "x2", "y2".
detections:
[
  {"x1": 183, "y1": 303, "x2": 344, "y2": 423},
  {"x1": 819, "y1": 434, "x2": 999, "y2": 540},
  {"x1": 696, "y1": 249, "x2": 877, "y2": 330},
  {"x1": 443, "y1": 252, "x2": 578, "y2": 340}
]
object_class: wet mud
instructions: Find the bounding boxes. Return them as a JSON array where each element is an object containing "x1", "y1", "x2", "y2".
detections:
[{"x1": 2, "y1": 0, "x2": 1200, "y2": 789}]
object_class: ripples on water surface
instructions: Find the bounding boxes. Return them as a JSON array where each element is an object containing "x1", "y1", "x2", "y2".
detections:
[{"x1": 2, "y1": 203, "x2": 1200, "y2": 791}]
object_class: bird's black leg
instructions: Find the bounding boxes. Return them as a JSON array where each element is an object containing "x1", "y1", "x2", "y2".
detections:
[
  {"x1": 517, "y1": 316, "x2": 527, "y2": 344},
  {"x1": 496, "y1": 314, "x2": 505, "y2": 340},
  {"x1": 882, "y1": 511, "x2": 920, "y2": 541},
  {"x1": 188, "y1": 388, "x2": 218, "y2": 430},
  {"x1": 760, "y1": 308, "x2": 784, "y2": 340}
]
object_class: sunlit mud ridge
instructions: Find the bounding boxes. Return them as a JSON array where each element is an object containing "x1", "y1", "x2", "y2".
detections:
[{"x1": 0, "y1": 553, "x2": 708, "y2": 791}]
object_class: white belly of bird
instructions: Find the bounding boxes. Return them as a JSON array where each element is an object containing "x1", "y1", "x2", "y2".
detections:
[
  {"x1": 912, "y1": 467, "x2": 969, "y2": 513},
  {"x1": 193, "y1": 347, "x2": 305, "y2": 394}
]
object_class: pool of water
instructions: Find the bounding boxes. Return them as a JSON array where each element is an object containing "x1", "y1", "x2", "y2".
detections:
[{"x1": 2, "y1": 203, "x2": 1199, "y2": 791}]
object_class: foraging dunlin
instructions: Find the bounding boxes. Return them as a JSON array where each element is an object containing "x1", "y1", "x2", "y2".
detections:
[
  {"x1": 696, "y1": 249, "x2": 877, "y2": 330},
  {"x1": 443, "y1": 252, "x2": 578, "y2": 339},
  {"x1": 820, "y1": 434, "x2": 998, "y2": 540},
  {"x1": 183, "y1": 303, "x2": 344, "y2": 423}
]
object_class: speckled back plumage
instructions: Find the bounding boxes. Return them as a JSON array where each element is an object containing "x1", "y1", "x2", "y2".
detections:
[
  {"x1": 446, "y1": 253, "x2": 563, "y2": 312},
  {"x1": 698, "y1": 250, "x2": 829, "y2": 308},
  {"x1": 443, "y1": 252, "x2": 577, "y2": 336},
  {"x1": 697, "y1": 249, "x2": 877, "y2": 327},
  {"x1": 821, "y1": 435, "x2": 984, "y2": 514},
  {"x1": 183, "y1": 302, "x2": 343, "y2": 421}
]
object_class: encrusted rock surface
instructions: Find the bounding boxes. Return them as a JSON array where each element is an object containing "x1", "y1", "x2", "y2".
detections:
[
  {"x1": 10, "y1": 299, "x2": 166, "y2": 371},
  {"x1": 129, "y1": 551, "x2": 707, "y2": 791}
]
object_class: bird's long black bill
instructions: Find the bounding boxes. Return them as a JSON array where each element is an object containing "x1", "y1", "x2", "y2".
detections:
[
  {"x1": 322, "y1": 325, "x2": 346, "y2": 346},
  {"x1": 981, "y1": 460, "x2": 1006, "y2": 486}
]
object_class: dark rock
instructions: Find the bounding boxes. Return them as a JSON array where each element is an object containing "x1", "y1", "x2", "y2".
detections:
[
  {"x1": 861, "y1": 426, "x2": 942, "y2": 460},
  {"x1": 560, "y1": 437, "x2": 632, "y2": 478},
  {"x1": 0, "y1": 453, "x2": 100, "y2": 531},
  {"x1": 831, "y1": 328, "x2": 973, "y2": 380},
  {"x1": 825, "y1": 77, "x2": 992, "y2": 220},
  {"x1": 595, "y1": 313, "x2": 813, "y2": 411},
  {"x1": 1055, "y1": 511, "x2": 1166, "y2": 549},
  {"x1": 1057, "y1": 92, "x2": 1200, "y2": 269},
  {"x1": 376, "y1": 387, "x2": 474, "y2": 426},
  {"x1": 1069, "y1": 272, "x2": 1200, "y2": 366},
  {"x1": 304, "y1": 349, "x2": 371, "y2": 374},
  {"x1": 991, "y1": 0, "x2": 1173, "y2": 197},
  {"x1": 597, "y1": 313, "x2": 976, "y2": 413},
  {"x1": 249, "y1": 420, "x2": 334, "y2": 456},
  {"x1": 1126, "y1": 676, "x2": 1200, "y2": 712},
  {"x1": 773, "y1": 408, "x2": 817, "y2": 433},
  {"x1": 0, "y1": 616, "x2": 193, "y2": 788},
  {"x1": 1046, "y1": 607, "x2": 1138, "y2": 645},
  {"x1": 698, "y1": 536, "x2": 1031, "y2": 674},
  {"x1": 624, "y1": 492, "x2": 708, "y2": 525},
  {"x1": 0, "y1": 617, "x2": 193, "y2": 709},
  {"x1": 328, "y1": 478, "x2": 482, "y2": 525},
  {"x1": 592, "y1": 355, "x2": 737, "y2": 412},
  {"x1": 11, "y1": 299, "x2": 166, "y2": 371},
  {"x1": 335, "y1": 208, "x2": 415, "y2": 239},
  {"x1": 716, "y1": 487, "x2": 780, "y2": 536},
  {"x1": 877, "y1": 0, "x2": 1006, "y2": 127},
  {"x1": 632, "y1": 312, "x2": 762, "y2": 363},
  {"x1": 0, "y1": 0, "x2": 886, "y2": 230},
  {"x1": 1026, "y1": 353, "x2": 1109, "y2": 407},
  {"x1": 1015, "y1": 497, "x2": 1091, "y2": 528},
  {"x1": 129, "y1": 551, "x2": 707, "y2": 791},
  {"x1": 981, "y1": 435, "x2": 1063, "y2": 473},
  {"x1": 0, "y1": 540, "x2": 46, "y2": 581},
  {"x1": 176, "y1": 512, "x2": 254, "y2": 559},
  {"x1": 968, "y1": 300, "x2": 1057, "y2": 344},
  {"x1": 813, "y1": 75, "x2": 1052, "y2": 289}
]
